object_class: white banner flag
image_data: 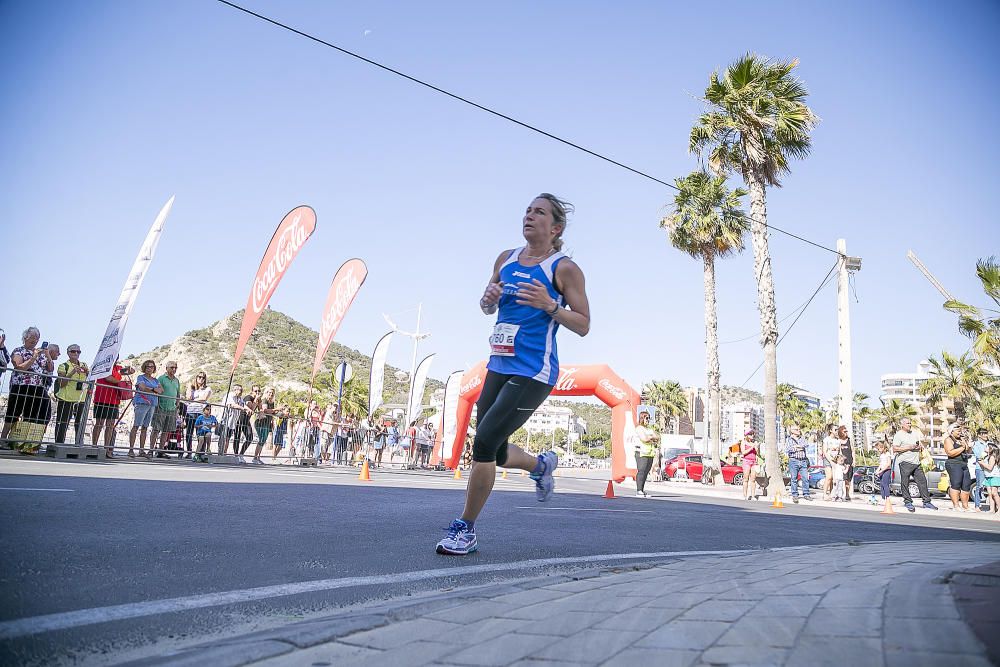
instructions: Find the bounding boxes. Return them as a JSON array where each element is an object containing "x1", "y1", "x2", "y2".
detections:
[
  {"x1": 368, "y1": 332, "x2": 393, "y2": 415},
  {"x1": 439, "y1": 370, "x2": 464, "y2": 462},
  {"x1": 406, "y1": 354, "x2": 435, "y2": 427},
  {"x1": 89, "y1": 196, "x2": 174, "y2": 380}
]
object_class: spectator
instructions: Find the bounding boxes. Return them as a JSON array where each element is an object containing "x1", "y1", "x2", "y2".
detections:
[
  {"x1": 236, "y1": 395, "x2": 256, "y2": 462},
  {"x1": 875, "y1": 439, "x2": 893, "y2": 510},
  {"x1": 821, "y1": 424, "x2": 839, "y2": 500},
  {"x1": 831, "y1": 454, "x2": 847, "y2": 501},
  {"x1": 837, "y1": 424, "x2": 855, "y2": 501},
  {"x1": 339, "y1": 413, "x2": 354, "y2": 466},
  {"x1": 740, "y1": 429, "x2": 759, "y2": 501},
  {"x1": 91, "y1": 358, "x2": 133, "y2": 457},
  {"x1": 40, "y1": 343, "x2": 60, "y2": 427},
  {"x1": 0, "y1": 328, "x2": 10, "y2": 374},
  {"x1": 271, "y1": 404, "x2": 289, "y2": 462},
  {"x1": 184, "y1": 372, "x2": 212, "y2": 459},
  {"x1": 979, "y1": 441, "x2": 1000, "y2": 515},
  {"x1": 973, "y1": 428, "x2": 990, "y2": 512},
  {"x1": 321, "y1": 403, "x2": 338, "y2": 464},
  {"x1": 150, "y1": 360, "x2": 181, "y2": 459},
  {"x1": 54, "y1": 344, "x2": 89, "y2": 444},
  {"x1": 634, "y1": 411, "x2": 658, "y2": 498},
  {"x1": 305, "y1": 400, "x2": 322, "y2": 459},
  {"x1": 1, "y1": 327, "x2": 55, "y2": 451},
  {"x1": 892, "y1": 417, "x2": 938, "y2": 512},
  {"x1": 219, "y1": 384, "x2": 245, "y2": 455},
  {"x1": 194, "y1": 404, "x2": 218, "y2": 462},
  {"x1": 387, "y1": 419, "x2": 400, "y2": 463},
  {"x1": 129, "y1": 360, "x2": 161, "y2": 458},
  {"x1": 251, "y1": 387, "x2": 276, "y2": 465},
  {"x1": 372, "y1": 420, "x2": 387, "y2": 467},
  {"x1": 784, "y1": 424, "x2": 812, "y2": 503},
  {"x1": 943, "y1": 422, "x2": 973, "y2": 512}
]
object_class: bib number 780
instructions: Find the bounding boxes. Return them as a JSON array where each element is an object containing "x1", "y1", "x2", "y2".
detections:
[{"x1": 489, "y1": 323, "x2": 519, "y2": 357}]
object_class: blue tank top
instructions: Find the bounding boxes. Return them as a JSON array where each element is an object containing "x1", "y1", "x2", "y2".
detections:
[{"x1": 486, "y1": 248, "x2": 566, "y2": 385}]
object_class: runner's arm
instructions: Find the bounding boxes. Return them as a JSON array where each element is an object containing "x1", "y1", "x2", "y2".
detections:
[
  {"x1": 549, "y1": 260, "x2": 590, "y2": 336},
  {"x1": 480, "y1": 251, "x2": 508, "y2": 314}
]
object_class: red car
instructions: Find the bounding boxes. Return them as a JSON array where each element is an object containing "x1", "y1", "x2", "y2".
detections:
[{"x1": 663, "y1": 453, "x2": 744, "y2": 485}]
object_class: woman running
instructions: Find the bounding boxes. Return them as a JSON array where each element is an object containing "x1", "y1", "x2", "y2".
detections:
[{"x1": 436, "y1": 193, "x2": 591, "y2": 555}]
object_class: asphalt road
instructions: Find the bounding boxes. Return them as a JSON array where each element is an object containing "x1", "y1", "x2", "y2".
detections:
[{"x1": 1, "y1": 458, "x2": 997, "y2": 666}]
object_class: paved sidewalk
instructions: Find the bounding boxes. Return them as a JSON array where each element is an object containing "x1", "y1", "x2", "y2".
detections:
[{"x1": 127, "y1": 540, "x2": 999, "y2": 667}]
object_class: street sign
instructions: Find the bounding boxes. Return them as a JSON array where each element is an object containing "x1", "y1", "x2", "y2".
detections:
[{"x1": 335, "y1": 361, "x2": 354, "y2": 384}]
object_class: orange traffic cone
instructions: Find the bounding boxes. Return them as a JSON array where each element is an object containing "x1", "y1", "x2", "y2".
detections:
[
  {"x1": 604, "y1": 481, "x2": 616, "y2": 499},
  {"x1": 771, "y1": 490, "x2": 784, "y2": 508},
  {"x1": 501, "y1": 470, "x2": 508, "y2": 479},
  {"x1": 881, "y1": 497, "x2": 895, "y2": 515},
  {"x1": 453, "y1": 467, "x2": 462, "y2": 480},
  {"x1": 358, "y1": 460, "x2": 371, "y2": 481}
]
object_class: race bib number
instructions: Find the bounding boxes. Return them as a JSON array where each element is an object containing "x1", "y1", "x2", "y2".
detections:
[{"x1": 489, "y1": 323, "x2": 519, "y2": 356}]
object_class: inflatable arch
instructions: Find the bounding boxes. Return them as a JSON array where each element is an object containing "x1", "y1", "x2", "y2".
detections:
[{"x1": 435, "y1": 361, "x2": 642, "y2": 483}]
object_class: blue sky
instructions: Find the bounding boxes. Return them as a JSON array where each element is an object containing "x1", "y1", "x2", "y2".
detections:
[{"x1": 2, "y1": 0, "x2": 998, "y2": 404}]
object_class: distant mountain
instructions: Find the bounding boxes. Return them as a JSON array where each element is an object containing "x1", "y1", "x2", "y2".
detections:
[
  {"x1": 123, "y1": 309, "x2": 442, "y2": 407},
  {"x1": 721, "y1": 385, "x2": 764, "y2": 406}
]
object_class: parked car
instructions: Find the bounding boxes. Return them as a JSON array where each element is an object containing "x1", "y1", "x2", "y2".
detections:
[
  {"x1": 890, "y1": 455, "x2": 947, "y2": 498},
  {"x1": 663, "y1": 454, "x2": 744, "y2": 485},
  {"x1": 807, "y1": 465, "x2": 826, "y2": 489}
]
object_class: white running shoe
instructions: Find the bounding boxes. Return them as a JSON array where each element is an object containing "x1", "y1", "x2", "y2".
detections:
[{"x1": 436, "y1": 519, "x2": 478, "y2": 555}]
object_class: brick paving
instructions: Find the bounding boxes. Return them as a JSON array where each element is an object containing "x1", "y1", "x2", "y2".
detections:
[{"x1": 127, "y1": 540, "x2": 1000, "y2": 667}]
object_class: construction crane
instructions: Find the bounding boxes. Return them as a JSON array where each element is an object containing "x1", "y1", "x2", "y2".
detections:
[{"x1": 907, "y1": 250, "x2": 956, "y2": 302}]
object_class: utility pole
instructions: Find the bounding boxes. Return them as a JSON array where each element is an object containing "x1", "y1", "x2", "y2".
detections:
[{"x1": 837, "y1": 239, "x2": 863, "y2": 432}]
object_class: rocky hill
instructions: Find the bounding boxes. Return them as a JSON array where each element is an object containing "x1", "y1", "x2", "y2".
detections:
[{"x1": 123, "y1": 309, "x2": 442, "y2": 408}]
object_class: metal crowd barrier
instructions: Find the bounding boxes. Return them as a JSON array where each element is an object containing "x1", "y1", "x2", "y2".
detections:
[{"x1": 0, "y1": 364, "x2": 448, "y2": 468}]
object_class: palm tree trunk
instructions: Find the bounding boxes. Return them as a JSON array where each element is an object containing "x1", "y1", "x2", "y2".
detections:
[
  {"x1": 703, "y1": 252, "x2": 723, "y2": 485},
  {"x1": 744, "y1": 166, "x2": 781, "y2": 494}
]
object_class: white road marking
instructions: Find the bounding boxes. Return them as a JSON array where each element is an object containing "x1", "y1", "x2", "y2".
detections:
[
  {"x1": 0, "y1": 546, "x2": 816, "y2": 639},
  {"x1": 0, "y1": 487, "x2": 75, "y2": 492},
  {"x1": 515, "y1": 506, "x2": 652, "y2": 513}
]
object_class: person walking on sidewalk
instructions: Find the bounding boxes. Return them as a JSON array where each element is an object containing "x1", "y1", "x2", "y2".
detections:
[
  {"x1": 943, "y1": 422, "x2": 973, "y2": 511},
  {"x1": 436, "y1": 193, "x2": 591, "y2": 556},
  {"x1": 634, "y1": 411, "x2": 659, "y2": 497},
  {"x1": 784, "y1": 424, "x2": 812, "y2": 503},
  {"x1": 892, "y1": 417, "x2": 938, "y2": 513}
]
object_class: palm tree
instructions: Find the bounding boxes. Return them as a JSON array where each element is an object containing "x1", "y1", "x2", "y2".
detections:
[
  {"x1": 661, "y1": 170, "x2": 748, "y2": 473},
  {"x1": 314, "y1": 373, "x2": 369, "y2": 418},
  {"x1": 642, "y1": 380, "x2": 689, "y2": 434},
  {"x1": 875, "y1": 399, "x2": 919, "y2": 435},
  {"x1": 945, "y1": 257, "x2": 1000, "y2": 367},
  {"x1": 690, "y1": 53, "x2": 819, "y2": 490},
  {"x1": 920, "y1": 351, "x2": 988, "y2": 412}
]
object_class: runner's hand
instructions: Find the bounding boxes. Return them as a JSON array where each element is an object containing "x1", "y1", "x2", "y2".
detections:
[
  {"x1": 481, "y1": 282, "x2": 503, "y2": 307},
  {"x1": 514, "y1": 279, "x2": 555, "y2": 311}
]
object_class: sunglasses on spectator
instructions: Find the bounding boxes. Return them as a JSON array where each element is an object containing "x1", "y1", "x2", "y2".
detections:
[{"x1": 69, "y1": 350, "x2": 81, "y2": 353}]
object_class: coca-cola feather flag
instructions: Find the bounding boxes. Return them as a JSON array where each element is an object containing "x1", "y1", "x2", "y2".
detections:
[
  {"x1": 232, "y1": 206, "x2": 317, "y2": 372},
  {"x1": 311, "y1": 258, "x2": 368, "y2": 380}
]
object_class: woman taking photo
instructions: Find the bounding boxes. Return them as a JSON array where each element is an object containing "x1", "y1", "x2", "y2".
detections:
[{"x1": 436, "y1": 193, "x2": 590, "y2": 555}]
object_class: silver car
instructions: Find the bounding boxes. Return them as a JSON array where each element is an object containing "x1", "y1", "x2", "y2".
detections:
[{"x1": 890, "y1": 455, "x2": 948, "y2": 498}]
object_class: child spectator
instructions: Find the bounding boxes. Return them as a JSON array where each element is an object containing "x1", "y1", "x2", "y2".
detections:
[
  {"x1": 194, "y1": 405, "x2": 219, "y2": 462},
  {"x1": 831, "y1": 455, "x2": 847, "y2": 501}
]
